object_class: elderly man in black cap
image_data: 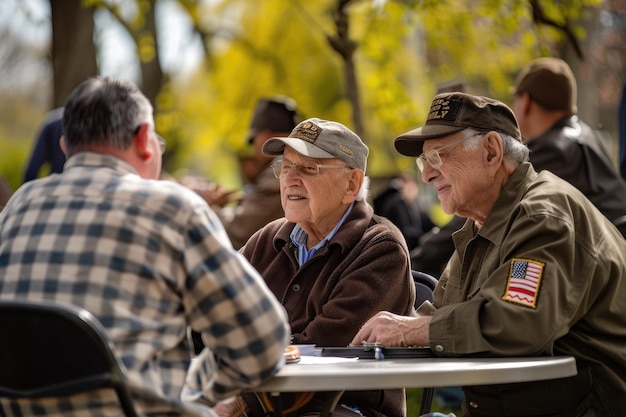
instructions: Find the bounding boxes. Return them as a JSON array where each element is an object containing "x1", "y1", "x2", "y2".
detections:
[
  {"x1": 512, "y1": 57, "x2": 626, "y2": 236},
  {"x1": 352, "y1": 92, "x2": 626, "y2": 416}
]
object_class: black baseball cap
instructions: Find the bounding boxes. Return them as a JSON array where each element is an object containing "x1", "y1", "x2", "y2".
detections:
[
  {"x1": 247, "y1": 97, "x2": 300, "y2": 144},
  {"x1": 513, "y1": 57, "x2": 577, "y2": 113},
  {"x1": 394, "y1": 92, "x2": 522, "y2": 156}
]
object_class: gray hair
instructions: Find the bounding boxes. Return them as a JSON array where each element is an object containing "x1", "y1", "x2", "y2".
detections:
[
  {"x1": 62, "y1": 77, "x2": 153, "y2": 154},
  {"x1": 356, "y1": 175, "x2": 370, "y2": 202},
  {"x1": 462, "y1": 128, "x2": 529, "y2": 167}
]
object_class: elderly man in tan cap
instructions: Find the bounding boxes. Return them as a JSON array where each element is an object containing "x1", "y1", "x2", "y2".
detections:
[
  {"x1": 215, "y1": 118, "x2": 416, "y2": 417},
  {"x1": 352, "y1": 92, "x2": 626, "y2": 416},
  {"x1": 512, "y1": 57, "x2": 626, "y2": 236}
]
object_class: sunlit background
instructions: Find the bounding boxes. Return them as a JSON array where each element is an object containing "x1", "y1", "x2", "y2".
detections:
[{"x1": 1, "y1": 0, "x2": 624, "y2": 227}]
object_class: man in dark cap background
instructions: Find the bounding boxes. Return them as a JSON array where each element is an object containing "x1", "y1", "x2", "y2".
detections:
[
  {"x1": 186, "y1": 96, "x2": 302, "y2": 249},
  {"x1": 353, "y1": 91, "x2": 626, "y2": 417},
  {"x1": 512, "y1": 57, "x2": 626, "y2": 237}
]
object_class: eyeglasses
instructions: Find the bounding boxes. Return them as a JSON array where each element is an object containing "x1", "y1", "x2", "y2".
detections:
[
  {"x1": 271, "y1": 158, "x2": 349, "y2": 178},
  {"x1": 157, "y1": 135, "x2": 166, "y2": 153},
  {"x1": 416, "y1": 133, "x2": 484, "y2": 172}
]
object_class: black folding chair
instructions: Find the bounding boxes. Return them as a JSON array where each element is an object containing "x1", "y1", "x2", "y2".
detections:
[
  {"x1": 412, "y1": 269, "x2": 438, "y2": 308},
  {"x1": 410, "y1": 270, "x2": 439, "y2": 416},
  {"x1": 0, "y1": 299, "x2": 139, "y2": 417}
]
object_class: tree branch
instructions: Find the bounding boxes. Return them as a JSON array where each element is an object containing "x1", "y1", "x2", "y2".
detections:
[{"x1": 529, "y1": 0, "x2": 584, "y2": 59}]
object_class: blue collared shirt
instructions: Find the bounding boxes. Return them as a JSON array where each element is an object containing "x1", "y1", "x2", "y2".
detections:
[{"x1": 290, "y1": 202, "x2": 355, "y2": 266}]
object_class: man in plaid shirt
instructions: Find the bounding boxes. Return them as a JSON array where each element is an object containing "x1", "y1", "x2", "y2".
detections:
[{"x1": 0, "y1": 77, "x2": 290, "y2": 416}]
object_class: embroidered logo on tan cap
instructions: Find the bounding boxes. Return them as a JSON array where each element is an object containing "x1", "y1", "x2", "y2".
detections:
[
  {"x1": 291, "y1": 121, "x2": 322, "y2": 144},
  {"x1": 339, "y1": 144, "x2": 354, "y2": 156}
]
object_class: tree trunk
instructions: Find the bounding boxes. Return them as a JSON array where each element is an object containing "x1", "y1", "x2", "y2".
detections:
[
  {"x1": 136, "y1": 1, "x2": 164, "y2": 107},
  {"x1": 50, "y1": 0, "x2": 98, "y2": 108},
  {"x1": 566, "y1": 2, "x2": 626, "y2": 167},
  {"x1": 328, "y1": 0, "x2": 364, "y2": 137}
]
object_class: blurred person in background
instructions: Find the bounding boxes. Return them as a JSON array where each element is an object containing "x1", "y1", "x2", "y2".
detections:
[
  {"x1": 23, "y1": 107, "x2": 66, "y2": 182},
  {"x1": 185, "y1": 96, "x2": 301, "y2": 249},
  {"x1": 512, "y1": 57, "x2": 626, "y2": 237},
  {"x1": 410, "y1": 215, "x2": 464, "y2": 278},
  {"x1": 373, "y1": 172, "x2": 435, "y2": 251}
]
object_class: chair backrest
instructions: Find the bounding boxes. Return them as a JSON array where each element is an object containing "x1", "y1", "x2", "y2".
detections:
[
  {"x1": 411, "y1": 270, "x2": 438, "y2": 308},
  {"x1": 0, "y1": 299, "x2": 138, "y2": 417}
]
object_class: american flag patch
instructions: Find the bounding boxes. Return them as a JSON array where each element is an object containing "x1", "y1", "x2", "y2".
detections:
[{"x1": 502, "y1": 258, "x2": 545, "y2": 308}]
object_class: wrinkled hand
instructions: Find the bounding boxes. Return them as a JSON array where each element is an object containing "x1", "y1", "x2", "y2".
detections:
[
  {"x1": 179, "y1": 176, "x2": 242, "y2": 208},
  {"x1": 200, "y1": 185, "x2": 241, "y2": 208},
  {"x1": 351, "y1": 311, "x2": 431, "y2": 347},
  {"x1": 212, "y1": 396, "x2": 249, "y2": 417}
]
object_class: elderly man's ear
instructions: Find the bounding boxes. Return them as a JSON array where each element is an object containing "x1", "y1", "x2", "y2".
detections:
[
  {"x1": 484, "y1": 131, "x2": 504, "y2": 166},
  {"x1": 342, "y1": 169, "x2": 365, "y2": 203}
]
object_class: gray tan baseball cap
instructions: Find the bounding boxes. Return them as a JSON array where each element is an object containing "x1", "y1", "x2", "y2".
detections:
[
  {"x1": 394, "y1": 92, "x2": 522, "y2": 157},
  {"x1": 263, "y1": 118, "x2": 369, "y2": 172}
]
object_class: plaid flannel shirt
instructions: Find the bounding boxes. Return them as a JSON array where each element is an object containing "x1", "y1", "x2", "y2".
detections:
[{"x1": 0, "y1": 152, "x2": 289, "y2": 416}]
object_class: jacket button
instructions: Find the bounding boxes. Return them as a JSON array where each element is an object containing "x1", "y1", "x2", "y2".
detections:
[
  {"x1": 434, "y1": 345, "x2": 444, "y2": 352},
  {"x1": 292, "y1": 284, "x2": 301, "y2": 292},
  {"x1": 469, "y1": 401, "x2": 478, "y2": 408}
]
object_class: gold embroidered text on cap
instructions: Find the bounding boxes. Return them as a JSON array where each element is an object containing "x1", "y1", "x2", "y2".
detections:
[{"x1": 262, "y1": 118, "x2": 369, "y2": 172}]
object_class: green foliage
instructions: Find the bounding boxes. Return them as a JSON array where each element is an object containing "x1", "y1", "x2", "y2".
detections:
[
  {"x1": 406, "y1": 388, "x2": 463, "y2": 416},
  {"x1": 167, "y1": 0, "x2": 601, "y2": 186},
  {"x1": 357, "y1": 1, "x2": 429, "y2": 175},
  {"x1": 171, "y1": 0, "x2": 351, "y2": 187},
  {"x1": 0, "y1": 143, "x2": 29, "y2": 194},
  {"x1": 1, "y1": 0, "x2": 606, "y2": 194},
  {"x1": 0, "y1": 94, "x2": 47, "y2": 192},
  {"x1": 173, "y1": 0, "x2": 438, "y2": 183}
]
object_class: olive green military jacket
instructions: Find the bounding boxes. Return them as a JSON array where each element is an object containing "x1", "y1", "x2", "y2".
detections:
[{"x1": 430, "y1": 162, "x2": 626, "y2": 416}]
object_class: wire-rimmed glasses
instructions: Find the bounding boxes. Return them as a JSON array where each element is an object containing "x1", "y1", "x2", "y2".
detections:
[
  {"x1": 416, "y1": 133, "x2": 484, "y2": 172},
  {"x1": 157, "y1": 135, "x2": 166, "y2": 153},
  {"x1": 271, "y1": 158, "x2": 350, "y2": 178}
]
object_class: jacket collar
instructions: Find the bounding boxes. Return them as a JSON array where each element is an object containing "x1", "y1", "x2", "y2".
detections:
[{"x1": 272, "y1": 199, "x2": 373, "y2": 254}]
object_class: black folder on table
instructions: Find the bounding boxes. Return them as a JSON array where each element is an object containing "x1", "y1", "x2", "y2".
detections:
[{"x1": 320, "y1": 346, "x2": 434, "y2": 359}]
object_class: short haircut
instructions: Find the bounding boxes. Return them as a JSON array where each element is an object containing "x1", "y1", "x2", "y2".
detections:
[{"x1": 62, "y1": 77, "x2": 153, "y2": 154}]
